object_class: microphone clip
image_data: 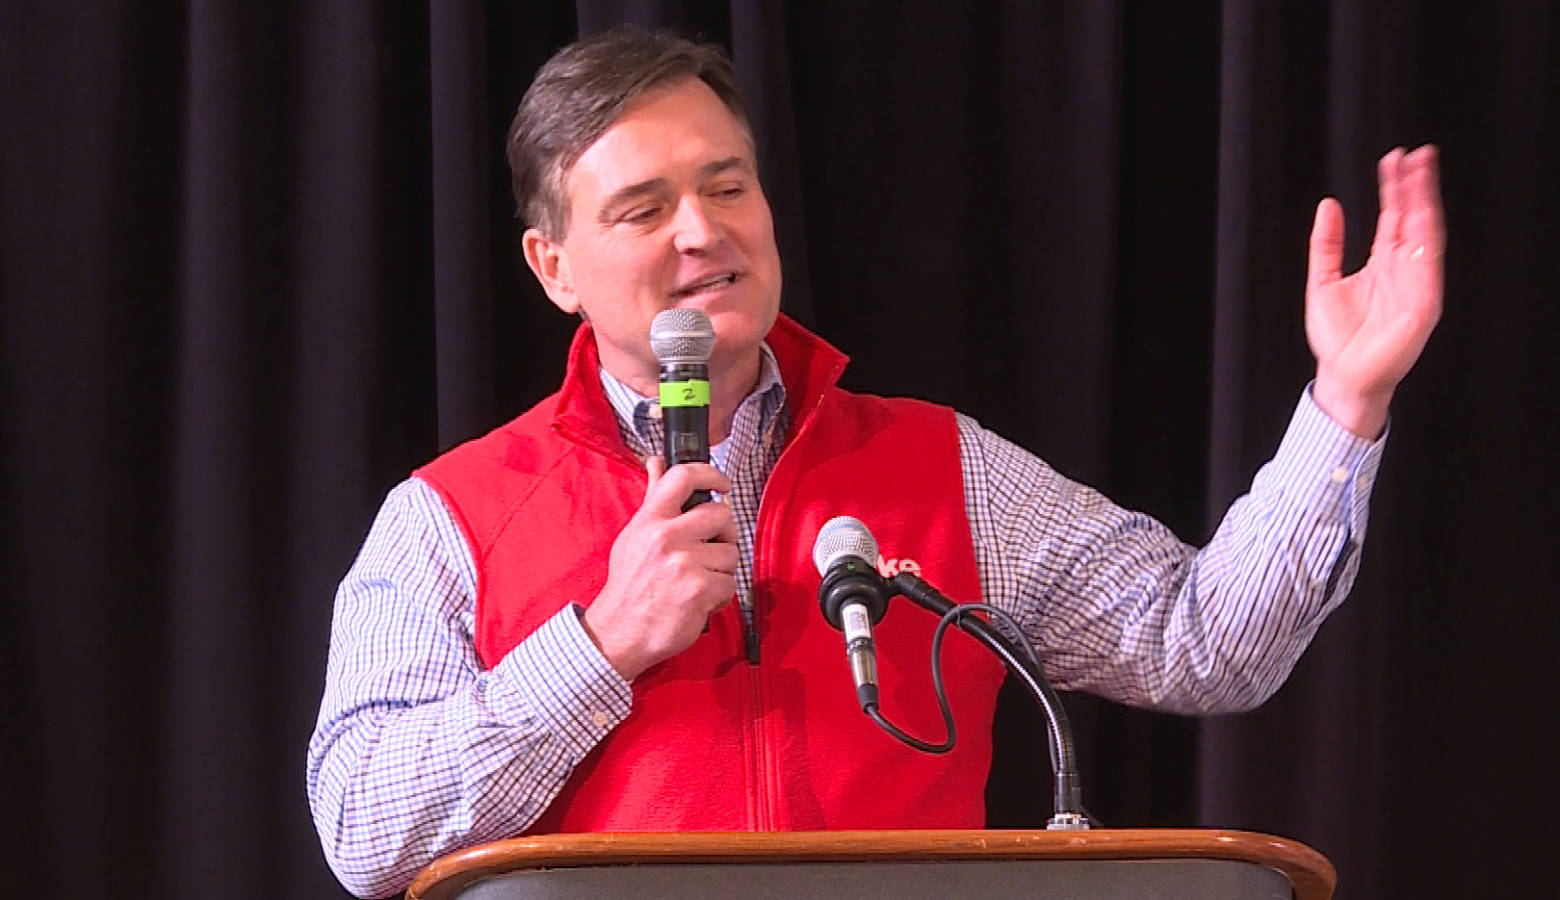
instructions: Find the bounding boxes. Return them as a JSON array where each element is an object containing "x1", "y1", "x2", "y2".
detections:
[{"x1": 817, "y1": 558, "x2": 891, "y2": 631}]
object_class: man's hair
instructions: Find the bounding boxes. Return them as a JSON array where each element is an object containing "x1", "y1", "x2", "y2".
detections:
[{"x1": 506, "y1": 28, "x2": 752, "y2": 240}]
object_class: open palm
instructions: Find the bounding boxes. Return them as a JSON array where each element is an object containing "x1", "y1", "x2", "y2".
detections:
[{"x1": 1306, "y1": 145, "x2": 1445, "y2": 438}]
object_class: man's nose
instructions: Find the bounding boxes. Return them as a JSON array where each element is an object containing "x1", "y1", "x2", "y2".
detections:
[{"x1": 670, "y1": 195, "x2": 722, "y2": 253}]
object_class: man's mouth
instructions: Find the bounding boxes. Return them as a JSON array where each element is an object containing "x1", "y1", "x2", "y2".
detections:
[{"x1": 672, "y1": 272, "x2": 740, "y2": 299}]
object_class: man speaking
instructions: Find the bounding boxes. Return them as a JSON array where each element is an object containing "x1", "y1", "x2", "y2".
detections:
[{"x1": 306, "y1": 28, "x2": 1443, "y2": 898}]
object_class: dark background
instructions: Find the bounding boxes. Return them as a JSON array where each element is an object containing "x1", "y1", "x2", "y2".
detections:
[{"x1": 3, "y1": 2, "x2": 1555, "y2": 897}]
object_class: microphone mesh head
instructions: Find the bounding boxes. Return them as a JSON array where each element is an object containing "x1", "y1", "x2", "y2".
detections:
[
  {"x1": 649, "y1": 308, "x2": 715, "y2": 364},
  {"x1": 812, "y1": 515, "x2": 879, "y2": 576}
]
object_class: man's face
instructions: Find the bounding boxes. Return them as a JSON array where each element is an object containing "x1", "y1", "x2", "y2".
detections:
[{"x1": 525, "y1": 77, "x2": 783, "y2": 387}]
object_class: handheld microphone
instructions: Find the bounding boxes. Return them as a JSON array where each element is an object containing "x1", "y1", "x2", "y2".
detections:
[
  {"x1": 649, "y1": 308, "x2": 716, "y2": 510},
  {"x1": 813, "y1": 515, "x2": 892, "y2": 710}
]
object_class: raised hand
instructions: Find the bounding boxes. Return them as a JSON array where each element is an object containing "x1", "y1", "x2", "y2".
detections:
[
  {"x1": 1306, "y1": 144, "x2": 1445, "y2": 438},
  {"x1": 582, "y1": 457, "x2": 738, "y2": 680}
]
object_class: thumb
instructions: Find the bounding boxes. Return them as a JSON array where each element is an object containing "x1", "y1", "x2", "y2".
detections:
[
  {"x1": 643, "y1": 455, "x2": 666, "y2": 497},
  {"x1": 1308, "y1": 197, "x2": 1346, "y2": 291}
]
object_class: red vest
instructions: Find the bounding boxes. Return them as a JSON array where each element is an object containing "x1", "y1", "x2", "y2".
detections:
[{"x1": 418, "y1": 315, "x2": 1006, "y2": 833}]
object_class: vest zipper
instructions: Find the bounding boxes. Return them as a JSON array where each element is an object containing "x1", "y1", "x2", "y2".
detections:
[
  {"x1": 744, "y1": 609, "x2": 775, "y2": 831},
  {"x1": 740, "y1": 594, "x2": 760, "y2": 664},
  {"x1": 749, "y1": 458, "x2": 791, "y2": 832}
]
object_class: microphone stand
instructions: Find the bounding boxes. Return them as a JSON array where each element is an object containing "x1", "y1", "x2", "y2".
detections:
[{"x1": 889, "y1": 572, "x2": 1088, "y2": 830}]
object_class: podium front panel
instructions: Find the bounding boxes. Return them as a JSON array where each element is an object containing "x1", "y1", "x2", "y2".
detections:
[{"x1": 453, "y1": 858, "x2": 1295, "y2": 899}]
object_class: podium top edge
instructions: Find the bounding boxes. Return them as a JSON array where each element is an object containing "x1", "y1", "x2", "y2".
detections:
[{"x1": 407, "y1": 829, "x2": 1334, "y2": 900}]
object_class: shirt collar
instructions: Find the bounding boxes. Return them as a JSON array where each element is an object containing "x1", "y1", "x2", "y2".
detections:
[{"x1": 598, "y1": 343, "x2": 787, "y2": 454}]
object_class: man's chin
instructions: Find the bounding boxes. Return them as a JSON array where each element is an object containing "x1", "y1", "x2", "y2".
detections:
[{"x1": 711, "y1": 308, "x2": 780, "y2": 350}]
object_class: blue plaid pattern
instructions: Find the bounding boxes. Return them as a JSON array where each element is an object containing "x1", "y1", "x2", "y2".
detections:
[{"x1": 307, "y1": 347, "x2": 1382, "y2": 897}]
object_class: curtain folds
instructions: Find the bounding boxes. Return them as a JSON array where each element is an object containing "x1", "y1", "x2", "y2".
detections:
[{"x1": 3, "y1": 2, "x2": 1553, "y2": 897}]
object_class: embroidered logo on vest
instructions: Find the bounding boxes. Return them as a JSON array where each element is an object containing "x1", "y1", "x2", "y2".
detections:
[{"x1": 877, "y1": 555, "x2": 922, "y2": 578}]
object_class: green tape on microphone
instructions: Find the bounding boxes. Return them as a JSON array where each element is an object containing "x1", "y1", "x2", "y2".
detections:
[{"x1": 659, "y1": 379, "x2": 710, "y2": 408}]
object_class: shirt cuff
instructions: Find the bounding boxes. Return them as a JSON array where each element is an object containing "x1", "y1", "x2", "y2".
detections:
[
  {"x1": 1258, "y1": 384, "x2": 1387, "y2": 533},
  {"x1": 491, "y1": 606, "x2": 633, "y2": 762}
]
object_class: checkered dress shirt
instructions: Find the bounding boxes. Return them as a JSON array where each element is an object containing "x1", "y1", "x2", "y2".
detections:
[{"x1": 307, "y1": 344, "x2": 1381, "y2": 897}]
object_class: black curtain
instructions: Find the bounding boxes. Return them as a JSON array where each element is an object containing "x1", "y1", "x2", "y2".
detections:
[{"x1": 3, "y1": 2, "x2": 1554, "y2": 897}]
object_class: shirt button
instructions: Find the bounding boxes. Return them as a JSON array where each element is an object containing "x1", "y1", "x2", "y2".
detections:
[
  {"x1": 591, "y1": 710, "x2": 609, "y2": 728},
  {"x1": 1329, "y1": 466, "x2": 1349, "y2": 485}
]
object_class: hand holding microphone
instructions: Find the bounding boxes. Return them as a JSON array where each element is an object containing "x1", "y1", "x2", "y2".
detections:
[
  {"x1": 580, "y1": 309, "x2": 732, "y2": 681},
  {"x1": 583, "y1": 457, "x2": 736, "y2": 681}
]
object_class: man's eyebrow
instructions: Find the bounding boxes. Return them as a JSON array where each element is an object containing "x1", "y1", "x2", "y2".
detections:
[
  {"x1": 594, "y1": 158, "x2": 756, "y2": 223},
  {"x1": 701, "y1": 156, "x2": 752, "y2": 179},
  {"x1": 596, "y1": 177, "x2": 670, "y2": 223}
]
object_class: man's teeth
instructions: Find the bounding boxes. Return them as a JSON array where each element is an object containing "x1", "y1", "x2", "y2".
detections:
[{"x1": 681, "y1": 274, "x2": 737, "y2": 294}]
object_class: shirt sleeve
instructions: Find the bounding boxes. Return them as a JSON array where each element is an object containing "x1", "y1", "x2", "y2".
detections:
[
  {"x1": 304, "y1": 478, "x2": 632, "y2": 898},
  {"x1": 958, "y1": 386, "x2": 1384, "y2": 714}
]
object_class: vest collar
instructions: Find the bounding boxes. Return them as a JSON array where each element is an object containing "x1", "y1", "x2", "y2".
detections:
[{"x1": 551, "y1": 313, "x2": 850, "y2": 458}]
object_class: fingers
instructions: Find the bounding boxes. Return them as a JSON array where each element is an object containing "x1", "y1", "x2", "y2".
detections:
[
  {"x1": 699, "y1": 501, "x2": 741, "y2": 545},
  {"x1": 636, "y1": 460, "x2": 738, "y2": 545},
  {"x1": 589, "y1": 461, "x2": 739, "y2": 679},
  {"x1": 1400, "y1": 144, "x2": 1445, "y2": 258},
  {"x1": 641, "y1": 461, "x2": 732, "y2": 519},
  {"x1": 663, "y1": 497, "x2": 739, "y2": 547},
  {"x1": 693, "y1": 539, "x2": 740, "y2": 576},
  {"x1": 1315, "y1": 144, "x2": 1443, "y2": 279},
  {"x1": 645, "y1": 541, "x2": 736, "y2": 599},
  {"x1": 1370, "y1": 146, "x2": 1407, "y2": 260},
  {"x1": 1308, "y1": 196, "x2": 1346, "y2": 290}
]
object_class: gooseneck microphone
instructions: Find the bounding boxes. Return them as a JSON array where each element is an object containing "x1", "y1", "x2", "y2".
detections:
[
  {"x1": 812, "y1": 515, "x2": 892, "y2": 709},
  {"x1": 813, "y1": 515, "x2": 1090, "y2": 828},
  {"x1": 649, "y1": 308, "x2": 716, "y2": 510}
]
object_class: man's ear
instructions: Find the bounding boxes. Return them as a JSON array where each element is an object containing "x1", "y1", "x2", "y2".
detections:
[{"x1": 522, "y1": 228, "x2": 578, "y2": 314}]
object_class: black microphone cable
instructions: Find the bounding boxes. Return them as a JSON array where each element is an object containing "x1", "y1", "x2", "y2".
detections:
[{"x1": 811, "y1": 516, "x2": 1093, "y2": 826}]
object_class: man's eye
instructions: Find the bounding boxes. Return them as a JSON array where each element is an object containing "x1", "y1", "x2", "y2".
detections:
[
  {"x1": 621, "y1": 205, "x2": 661, "y2": 225},
  {"x1": 713, "y1": 185, "x2": 746, "y2": 199}
]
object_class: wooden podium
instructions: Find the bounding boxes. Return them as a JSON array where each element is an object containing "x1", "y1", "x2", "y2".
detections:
[{"x1": 407, "y1": 829, "x2": 1336, "y2": 899}]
